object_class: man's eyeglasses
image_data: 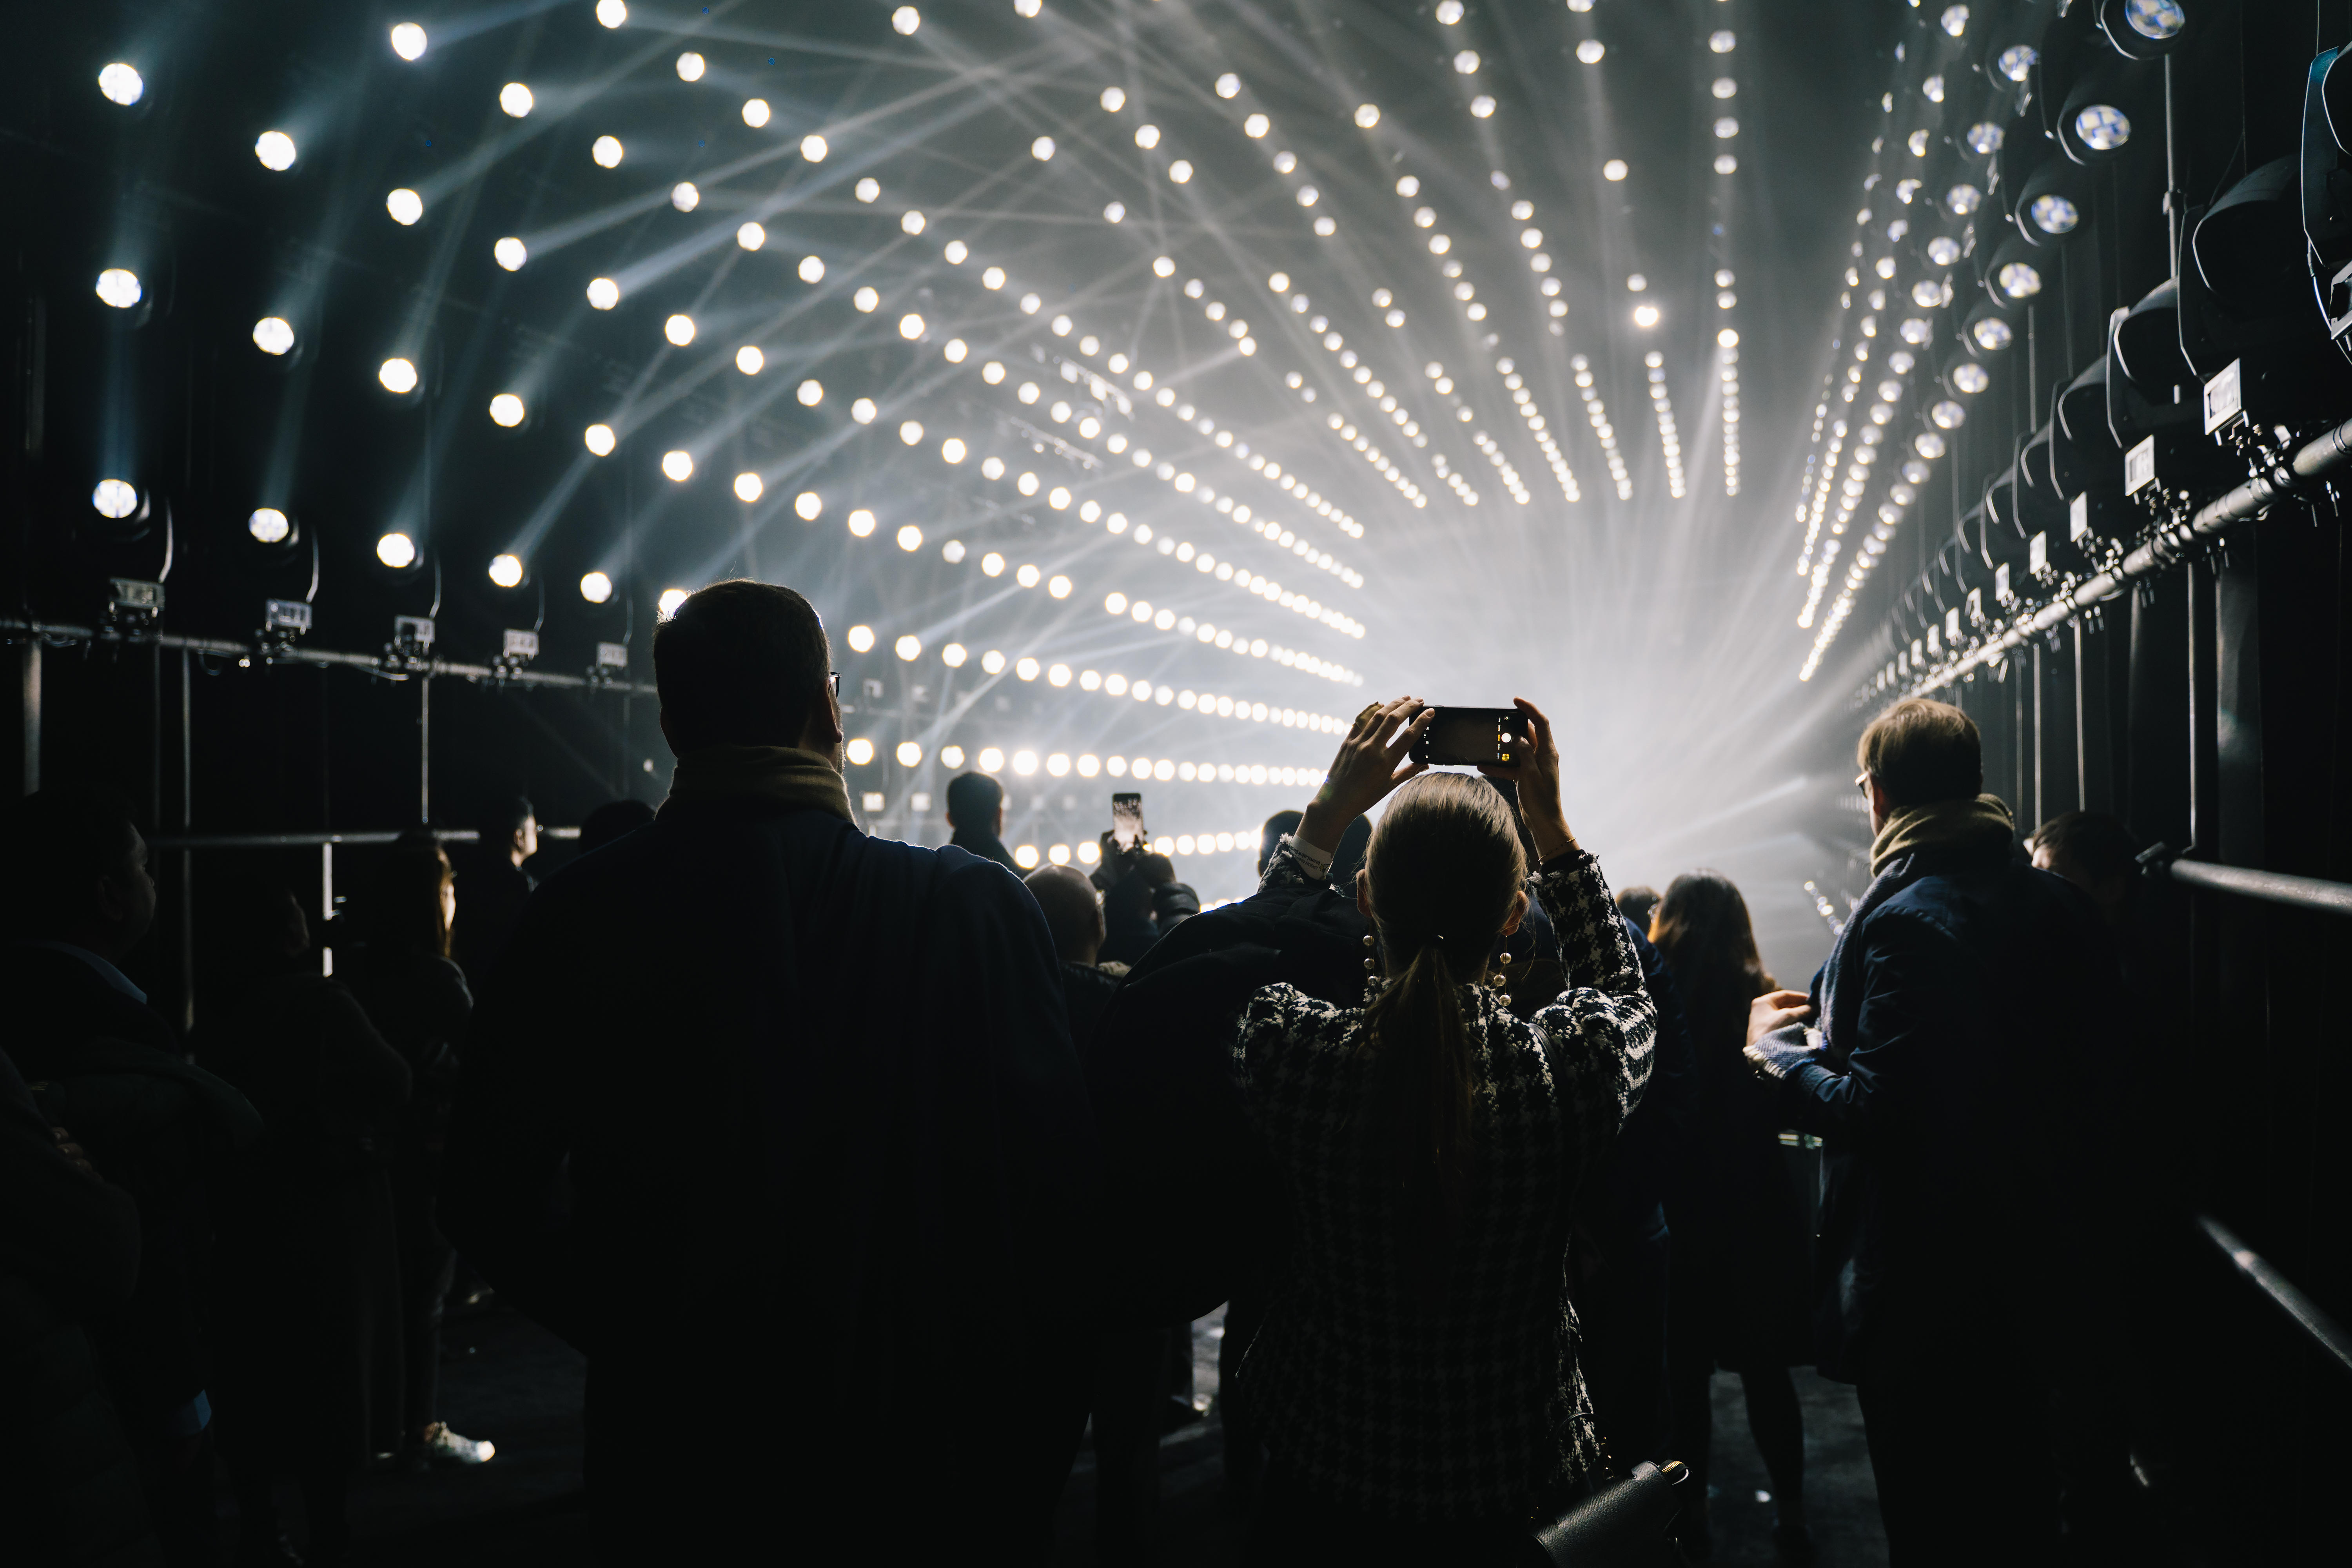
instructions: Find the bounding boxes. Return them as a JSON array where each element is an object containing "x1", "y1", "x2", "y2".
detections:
[{"x1": 828, "y1": 671, "x2": 842, "y2": 697}]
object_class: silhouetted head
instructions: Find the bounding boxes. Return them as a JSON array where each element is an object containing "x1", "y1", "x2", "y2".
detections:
[
  {"x1": 0, "y1": 787, "x2": 155, "y2": 963},
  {"x1": 946, "y1": 772, "x2": 1006, "y2": 837},
  {"x1": 1857, "y1": 697, "x2": 1982, "y2": 831},
  {"x1": 475, "y1": 793, "x2": 538, "y2": 865},
  {"x1": 577, "y1": 799, "x2": 656, "y2": 857},
  {"x1": 1258, "y1": 809, "x2": 1304, "y2": 874},
  {"x1": 1614, "y1": 884, "x2": 1662, "y2": 935},
  {"x1": 653, "y1": 579, "x2": 840, "y2": 763},
  {"x1": 2028, "y1": 810, "x2": 2142, "y2": 927},
  {"x1": 363, "y1": 831, "x2": 455, "y2": 960},
  {"x1": 1650, "y1": 870, "x2": 1769, "y2": 1005},
  {"x1": 1023, "y1": 864, "x2": 1105, "y2": 966}
]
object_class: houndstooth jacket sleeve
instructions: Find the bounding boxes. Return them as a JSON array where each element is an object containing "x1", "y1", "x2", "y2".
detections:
[{"x1": 1527, "y1": 848, "x2": 1656, "y2": 1163}]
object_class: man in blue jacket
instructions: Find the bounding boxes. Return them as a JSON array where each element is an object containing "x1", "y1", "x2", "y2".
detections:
[
  {"x1": 442, "y1": 581, "x2": 1100, "y2": 1564},
  {"x1": 1745, "y1": 698, "x2": 2122, "y2": 1566}
]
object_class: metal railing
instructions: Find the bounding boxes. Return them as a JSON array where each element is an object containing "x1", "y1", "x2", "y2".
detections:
[
  {"x1": 2139, "y1": 844, "x2": 2352, "y2": 918},
  {"x1": 2198, "y1": 1214, "x2": 2352, "y2": 1381}
]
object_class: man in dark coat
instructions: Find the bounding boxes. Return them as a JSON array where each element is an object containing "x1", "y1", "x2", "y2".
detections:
[
  {"x1": 1023, "y1": 864, "x2": 1121, "y2": 1055},
  {"x1": 946, "y1": 770, "x2": 1022, "y2": 875},
  {"x1": 1746, "y1": 699, "x2": 2122, "y2": 1567},
  {"x1": 450, "y1": 793, "x2": 537, "y2": 987},
  {"x1": 441, "y1": 581, "x2": 1099, "y2": 1564}
]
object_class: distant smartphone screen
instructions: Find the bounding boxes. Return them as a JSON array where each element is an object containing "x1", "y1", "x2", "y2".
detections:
[
  {"x1": 1411, "y1": 708, "x2": 1528, "y2": 768},
  {"x1": 1111, "y1": 792, "x2": 1146, "y2": 851}
]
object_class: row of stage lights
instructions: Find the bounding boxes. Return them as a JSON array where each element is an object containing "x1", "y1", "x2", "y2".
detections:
[{"x1": 844, "y1": 739, "x2": 1326, "y2": 788}]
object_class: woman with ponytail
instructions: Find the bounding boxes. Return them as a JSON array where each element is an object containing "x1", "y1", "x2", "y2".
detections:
[{"x1": 1232, "y1": 697, "x2": 1657, "y2": 1564}]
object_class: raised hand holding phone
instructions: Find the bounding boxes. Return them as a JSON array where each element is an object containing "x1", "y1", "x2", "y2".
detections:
[
  {"x1": 1476, "y1": 697, "x2": 1576, "y2": 863},
  {"x1": 1297, "y1": 697, "x2": 1434, "y2": 854}
]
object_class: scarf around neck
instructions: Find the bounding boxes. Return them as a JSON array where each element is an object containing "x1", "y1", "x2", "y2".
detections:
[
  {"x1": 663, "y1": 745, "x2": 856, "y2": 824},
  {"x1": 1868, "y1": 792, "x2": 2015, "y2": 878}
]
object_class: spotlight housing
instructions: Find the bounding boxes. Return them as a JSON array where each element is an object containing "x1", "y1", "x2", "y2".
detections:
[{"x1": 2096, "y1": 0, "x2": 2195, "y2": 61}]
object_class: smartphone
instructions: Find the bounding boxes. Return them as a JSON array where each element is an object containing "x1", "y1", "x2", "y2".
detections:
[
  {"x1": 1111, "y1": 792, "x2": 1146, "y2": 852},
  {"x1": 1410, "y1": 708, "x2": 1529, "y2": 768}
]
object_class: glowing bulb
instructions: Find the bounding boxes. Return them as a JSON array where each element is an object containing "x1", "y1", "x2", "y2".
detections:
[
  {"x1": 90, "y1": 480, "x2": 138, "y2": 519},
  {"x1": 892, "y1": 6, "x2": 921, "y2": 34},
  {"x1": 676, "y1": 52, "x2": 705, "y2": 81},
  {"x1": 898, "y1": 420, "x2": 924, "y2": 445},
  {"x1": 592, "y1": 135, "x2": 624, "y2": 167},
  {"x1": 248, "y1": 508, "x2": 291, "y2": 544},
  {"x1": 672, "y1": 181, "x2": 700, "y2": 212},
  {"x1": 940, "y1": 438, "x2": 966, "y2": 463},
  {"x1": 1603, "y1": 159, "x2": 1628, "y2": 181},
  {"x1": 737, "y1": 221, "x2": 766, "y2": 251},
  {"x1": 896, "y1": 740, "x2": 923, "y2": 766},
  {"x1": 583, "y1": 277, "x2": 620, "y2": 311},
  {"x1": 797, "y1": 378, "x2": 822, "y2": 405},
  {"x1": 378, "y1": 358, "x2": 419, "y2": 394},
  {"x1": 901, "y1": 210, "x2": 925, "y2": 234},
  {"x1": 584, "y1": 424, "x2": 616, "y2": 456},
  {"x1": 664, "y1": 314, "x2": 695, "y2": 345},
  {"x1": 795, "y1": 491, "x2": 822, "y2": 521},
  {"x1": 99, "y1": 63, "x2": 145, "y2": 105},
  {"x1": 597, "y1": 0, "x2": 628, "y2": 26},
  {"x1": 494, "y1": 236, "x2": 527, "y2": 270},
  {"x1": 1216, "y1": 72, "x2": 1241, "y2": 97},
  {"x1": 580, "y1": 571, "x2": 614, "y2": 604},
  {"x1": 661, "y1": 450, "x2": 693, "y2": 481},
  {"x1": 742, "y1": 99, "x2": 771, "y2": 127},
  {"x1": 737, "y1": 346, "x2": 765, "y2": 374},
  {"x1": 847, "y1": 509, "x2": 876, "y2": 537},
  {"x1": 1245, "y1": 113, "x2": 1269, "y2": 137},
  {"x1": 853, "y1": 287, "x2": 879, "y2": 312},
  {"x1": 1577, "y1": 39, "x2": 1604, "y2": 63},
  {"x1": 942, "y1": 645, "x2": 967, "y2": 668},
  {"x1": 500, "y1": 83, "x2": 534, "y2": 118},
  {"x1": 488, "y1": 393, "x2": 525, "y2": 427},
  {"x1": 799, "y1": 255, "x2": 825, "y2": 283},
  {"x1": 659, "y1": 588, "x2": 690, "y2": 619},
  {"x1": 1633, "y1": 303, "x2": 1661, "y2": 328},
  {"x1": 252, "y1": 317, "x2": 295, "y2": 356},
  {"x1": 95, "y1": 269, "x2": 142, "y2": 309},
  {"x1": 488, "y1": 553, "x2": 525, "y2": 588},
  {"x1": 390, "y1": 23, "x2": 427, "y2": 60},
  {"x1": 895, "y1": 635, "x2": 922, "y2": 662},
  {"x1": 846, "y1": 625, "x2": 876, "y2": 653},
  {"x1": 1031, "y1": 135, "x2": 1055, "y2": 160},
  {"x1": 801, "y1": 133, "x2": 829, "y2": 160},
  {"x1": 384, "y1": 188, "x2": 423, "y2": 226},
  {"x1": 376, "y1": 532, "x2": 416, "y2": 568},
  {"x1": 851, "y1": 398, "x2": 877, "y2": 424},
  {"x1": 254, "y1": 131, "x2": 297, "y2": 171}
]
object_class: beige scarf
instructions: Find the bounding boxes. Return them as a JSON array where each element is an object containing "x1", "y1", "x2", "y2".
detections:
[
  {"x1": 1869, "y1": 792, "x2": 2014, "y2": 877},
  {"x1": 662, "y1": 745, "x2": 856, "y2": 824}
]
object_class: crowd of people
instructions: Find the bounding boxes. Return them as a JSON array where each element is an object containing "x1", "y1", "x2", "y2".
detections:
[{"x1": 0, "y1": 576, "x2": 2152, "y2": 1568}]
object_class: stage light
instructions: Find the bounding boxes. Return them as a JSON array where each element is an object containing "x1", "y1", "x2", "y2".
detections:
[
  {"x1": 1996, "y1": 261, "x2": 2043, "y2": 299},
  {"x1": 1931, "y1": 399, "x2": 1967, "y2": 428},
  {"x1": 1136, "y1": 124, "x2": 1161, "y2": 149},
  {"x1": 664, "y1": 314, "x2": 695, "y2": 345},
  {"x1": 1016, "y1": 563, "x2": 1043, "y2": 587},
  {"x1": 743, "y1": 100, "x2": 771, "y2": 128},
  {"x1": 658, "y1": 588, "x2": 689, "y2": 617},
  {"x1": 1710, "y1": 29, "x2": 1736, "y2": 51},
  {"x1": 250, "y1": 317, "x2": 294, "y2": 356},
  {"x1": 95, "y1": 269, "x2": 142, "y2": 309},
  {"x1": 390, "y1": 23, "x2": 427, "y2": 60},
  {"x1": 942, "y1": 643, "x2": 967, "y2": 667},
  {"x1": 1715, "y1": 154, "x2": 1737, "y2": 174},
  {"x1": 898, "y1": 313, "x2": 924, "y2": 339},
  {"x1": 893, "y1": 6, "x2": 920, "y2": 34},
  {"x1": 1031, "y1": 135, "x2": 1055, "y2": 160},
  {"x1": 847, "y1": 625, "x2": 876, "y2": 652},
  {"x1": 1965, "y1": 123, "x2": 2003, "y2": 154},
  {"x1": 376, "y1": 532, "x2": 417, "y2": 568},
  {"x1": 935, "y1": 437, "x2": 965, "y2": 465},
  {"x1": 677, "y1": 52, "x2": 705, "y2": 80},
  {"x1": 577, "y1": 571, "x2": 614, "y2": 604},
  {"x1": 1101, "y1": 87, "x2": 1126, "y2": 111},
  {"x1": 1946, "y1": 183, "x2": 1982, "y2": 216},
  {"x1": 1217, "y1": 71, "x2": 1242, "y2": 96},
  {"x1": 1972, "y1": 317, "x2": 2014, "y2": 351},
  {"x1": 898, "y1": 420, "x2": 924, "y2": 445},
  {"x1": 943, "y1": 339, "x2": 968, "y2": 365},
  {"x1": 853, "y1": 287, "x2": 879, "y2": 312},
  {"x1": 896, "y1": 741, "x2": 923, "y2": 769},
  {"x1": 379, "y1": 358, "x2": 418, "y2": 394},
  {"x1": 661, "y1": 450, "x2": 693, "y2": 481},
  {"x1": 734, "y1": 472, "x2": 763, "y2": 502},
  {"x1": 984, "y1": 553, "x2": 1008, "y2": 577},
  {"x1": 1049, "y1": 575, "x2": 1072, "y2": 598},
  {"x1": 1245, "y1": 113, "x2": 1269, "y2": 137},
  {"x1": 488, "y1": 394, "x2": 525, "y2": 427},
  {"x1": 795, "y1": 491, "x2": 822, "y2": 520},
  {"x1": 731, "y1": 221, "x2": 765, "y2": 252},
  {"x1": 494, "y1": 237, "x2": 527, "y2": 270},
  {"x1": 848, "y1": 510, "x2": 876, "y2": 537},
  {"x1": 1153, "y1": 256, "x2": 1176, "y2": 277},
  {"x1": 87, "y1": 479, "x2": 140, "y2": 520},
  {"x1": 1633, "y1": 303, "x2": 1661, "y2": 328},
  {"x1": 1355, "y1": 103, "x2": 1380, "y2": 127},
  {"x1": 1171, "y1": 160, "x2": 1193, "y2": 182},
  {"x1": 584, "y1": 423, "x2": 616, "y2": 456},
  {"x1": 893, "y1": 634, "x2": 922, "y2": 662},
  {"x1": 852, "y1": 398, "x2": 877, "y2": 423},
  {"x1": 1469, "y1": 97, "x2": 1495, "y2": 118},
  {"x1": 728, "y1": 347, "x2": 762, "y2": 377},
  {"x1": 597, "y1": 0, "x2": 628, "y2": 25},
  {"x1": 501, "y1": 83, "x2": 534, "y2": 118},
  {"x1": 893, "y1": 524, "x2": 923, "y2": 553},
  {"x1": 2100, "y1": 0, "x2": 2191, "y2": 58},
  {"x1": 1577, "y1": 40, "x2": 1604, "y2": 63},
  {"x1": 1940, "y1": 5, "x2": 1968, "y2": 36},
  {"x1": 1714, "y1": 117, "x2": 1738, "y2": 139},
  {"x1": 99, "y1": 63, "x2": 144, "y2": 105},
  {"x1": 2073, "y1": 105, "x2": 2130, "y2": 151},
  {"x1": 942, "y1": 744, "x2": 966, "y2": 766},
  {"x1": 254, "y1": 131, "x2": 297, "y2": 171},
  {"x1": 672, "y1": 182, "x2": 699, "y2": 212},
  {"x1": 1454, "y1": 49, "x2": 1480, "y2": 73},
  {"x1": 1603, "y1": 159, "x2": 1628, "y2": 181},
  {"x1": 1996, "y1": 45, "x2": 2038, "y2": 83},
  {"x1": 488, "y1": 553, "x2": 524, "y2": 588}
]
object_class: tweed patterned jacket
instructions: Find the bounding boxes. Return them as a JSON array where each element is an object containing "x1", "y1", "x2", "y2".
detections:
[{"x1": 1228, "y1": 838, "x2": 1656, "y2": 1520}]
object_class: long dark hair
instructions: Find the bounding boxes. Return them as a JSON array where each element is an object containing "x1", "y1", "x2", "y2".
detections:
[
  {"x1": 1648, "y1": 870, "x2": 1773, "y2": 1022},
  {"x1": 362, "y1": 832, "x2": 454, "y2": 959},
  {"x1": 1361, "y1": 773, "x2": 1526, "y2": 1290}
]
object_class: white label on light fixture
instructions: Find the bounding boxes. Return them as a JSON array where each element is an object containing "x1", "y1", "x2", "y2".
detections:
[
  {"x1": 2069, "y1": 492, "x2": 2089, "y2": 543},
  {"x1": 265, "y1": 600, "x2": 311, "y2": 633},
  {"x1": 596, "y1": 641, "x2": 629, "y2": 668},
  {"x1": 2202, "y1": 359, "x2": 2241, "y2": 435},
  {"x1": 503, "y1": 629, "x2": 541, "y2": 661},
  {"x1": 1967, "y1": 586, "x2": 1984, "y2": 626},
  {"x1": 1945, "y1": 606, "x2": 1962, "y2": 644},
  {"x1": 2029, "y1": 532, "x2": 2048, "y2": 575},
  {"x1": 394, "y1": 615, "x2": 435, "y2": 650},
  {"x1": 1994, "y1": 563, "x2": 2013, "y2": 605},
  {"x1": 2124, "y1": 435, "x2": 2157, "y2": 495}
]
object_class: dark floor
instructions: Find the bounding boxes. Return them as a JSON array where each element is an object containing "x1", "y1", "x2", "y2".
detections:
[{"x1": 311, "y1": 1299, "x2": 1887, "y2": 1566}]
